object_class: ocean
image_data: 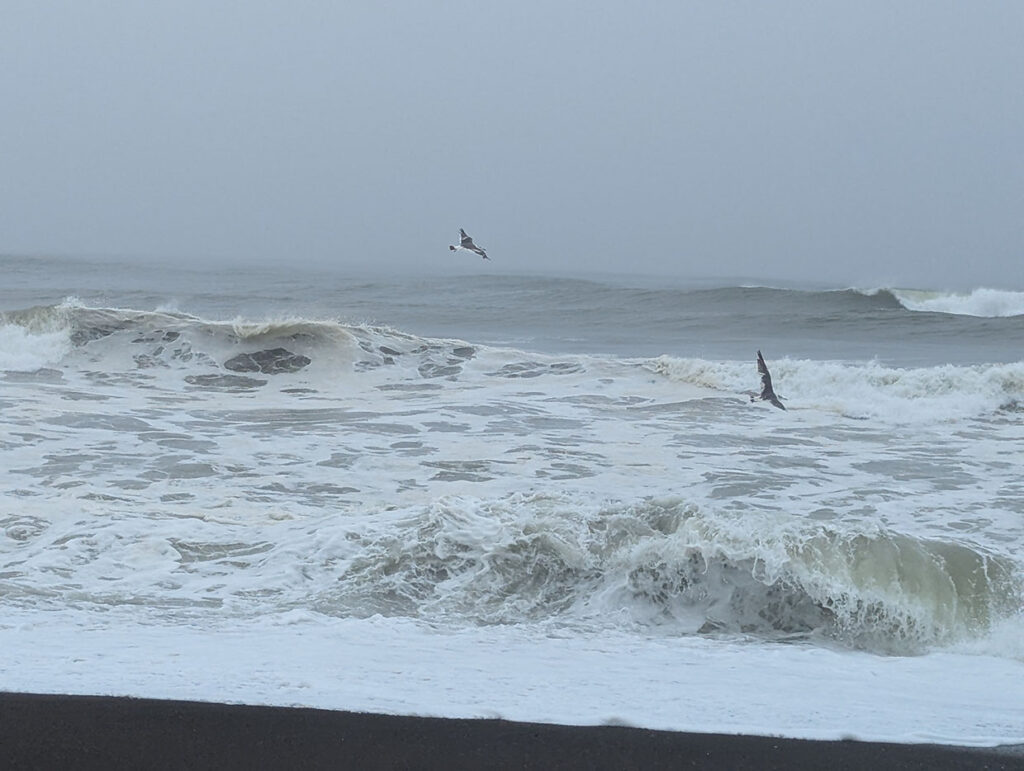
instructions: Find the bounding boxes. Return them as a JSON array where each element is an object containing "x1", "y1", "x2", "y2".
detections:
[{"x1": 1, "y1": 254, "x2": 1023, "y2": 745}]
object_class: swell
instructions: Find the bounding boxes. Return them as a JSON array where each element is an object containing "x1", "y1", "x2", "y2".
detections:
[
  {"x1": 436, "y1": 275, "x2": 1024, "y2": 322},
  {"x1": 488, "y1": 278, "x2": 909, "y2": 317}
]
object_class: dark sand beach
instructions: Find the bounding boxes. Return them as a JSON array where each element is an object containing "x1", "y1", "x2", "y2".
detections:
[{"x1": 2, "y1": 692, "x2": 1022, "y2": 770}]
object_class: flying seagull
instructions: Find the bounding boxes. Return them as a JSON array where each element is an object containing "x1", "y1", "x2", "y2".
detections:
[
  {"x1": 449, "y1": 228, "x2": 489, "y2": 260},
  {"x1": 754, "y1": 350, "x2": 786, "y2": 410}
]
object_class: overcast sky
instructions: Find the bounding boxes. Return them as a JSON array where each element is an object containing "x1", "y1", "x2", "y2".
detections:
[{"x1": 2, "y1": 2, "x2": 1022, "y2": 289}]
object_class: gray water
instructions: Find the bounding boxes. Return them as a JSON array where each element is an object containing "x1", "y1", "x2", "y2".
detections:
[{"x1": 1, "y1": 254, "x2": 1022, "y2": 658}]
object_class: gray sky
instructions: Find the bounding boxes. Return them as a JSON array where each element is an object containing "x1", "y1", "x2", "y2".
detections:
[{"x1": 2, "y1": 2, "x2": 1022, "y2": 289}]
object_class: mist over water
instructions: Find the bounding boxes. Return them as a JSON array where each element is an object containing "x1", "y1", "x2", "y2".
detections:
[{"x1": 4, "y1": 0, "x2": 1023, "y2": 744}]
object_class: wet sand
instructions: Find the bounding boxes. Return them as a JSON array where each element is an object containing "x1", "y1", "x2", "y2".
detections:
[{"x1": 2, "y1": 692, "x2": 1021, "y2": 770}]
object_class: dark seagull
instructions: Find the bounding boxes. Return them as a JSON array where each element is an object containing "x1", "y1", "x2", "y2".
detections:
[
  {"x1": 754, "y1": 350, "x2": 786, "y2": 410},
  {"x1": 449, "y1": 228, "x2": 489, "y2": 260}
]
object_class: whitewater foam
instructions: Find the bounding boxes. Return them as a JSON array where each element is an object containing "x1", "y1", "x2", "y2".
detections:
[
  {"x1": 864, "y1": 287, "x2": 1024, "y2": 318},
  {"x1": 0, "y1": 320, "x2": 71, "y2": 371},
  {"x1": 650, "y1": 355, "x2": 1024, "y2": 422},
  {"x1": 2, "y1": 268, "x2": 1024, "y2": 745}
]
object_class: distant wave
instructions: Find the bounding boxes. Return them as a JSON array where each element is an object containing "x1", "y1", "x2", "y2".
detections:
[
  {"x1": 857, "y1": 288, "x2": 1024, "y2": 318},
  {"x1": 670, "y1": 283, "x2": 1024, "y2": 318}
]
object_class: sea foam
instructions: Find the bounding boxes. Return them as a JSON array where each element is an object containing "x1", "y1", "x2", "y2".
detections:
[
  {"x1": 650, "y1": 355, "x2": 1024, "y2": 421},
  {"x1": 885, "y1": 287, "x2": 1024, "y2": 318},
  {"x1": 0, "y1": 321, "x2": 71, "y2": 371}
]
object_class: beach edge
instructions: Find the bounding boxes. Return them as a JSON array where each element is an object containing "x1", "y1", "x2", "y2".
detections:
[{"x1": 2, "y1": 692, "x2": 1022, "y2": 770}]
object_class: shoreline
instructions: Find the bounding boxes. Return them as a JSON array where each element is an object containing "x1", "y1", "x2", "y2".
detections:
[{"x1": 2, "y1": 692, "x2": 1021, "y2": 770}]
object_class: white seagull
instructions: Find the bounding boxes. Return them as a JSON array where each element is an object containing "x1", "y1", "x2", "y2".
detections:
[{"x1": 449, "y1": 228, "x2": 489, "y2": 260}]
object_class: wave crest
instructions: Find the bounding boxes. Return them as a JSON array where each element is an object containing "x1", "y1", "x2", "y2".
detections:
[
  {"x1": 307, "y1": 496, "x2": 1021, "y2": 655},
  {"x1": 860, "y1": 287, "x2": 1024, "y2": 318}
]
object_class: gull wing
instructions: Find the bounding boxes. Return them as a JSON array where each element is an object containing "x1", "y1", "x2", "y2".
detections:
[{"x1": 756, "y1": 350, "x2": 785, "y2": 410}]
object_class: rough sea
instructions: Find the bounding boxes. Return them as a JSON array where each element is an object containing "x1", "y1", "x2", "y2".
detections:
[{"x1": 2, "y1": 254, "x2": 1023, "y2": 745}]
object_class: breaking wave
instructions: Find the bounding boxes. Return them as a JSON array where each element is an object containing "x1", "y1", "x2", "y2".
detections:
[
  {"x1": 0, "y1": 301, "x2": 483, "y2": 384},
  {"x1": 299, "y1": 496, "x2": 1021, "y2": 655},
  {"x1": 651, "y1": 355, "x2": 1024, "y2": 421},
  {"x1": 5, "y1": 301, "x2": 1023, "y2": 421},
  {"x1": 860, "y1": 287, "x2": 1024, "y2": 318},
  {"x1": 16, "y1": 494, "x2": 1011, "y2": 656}
]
